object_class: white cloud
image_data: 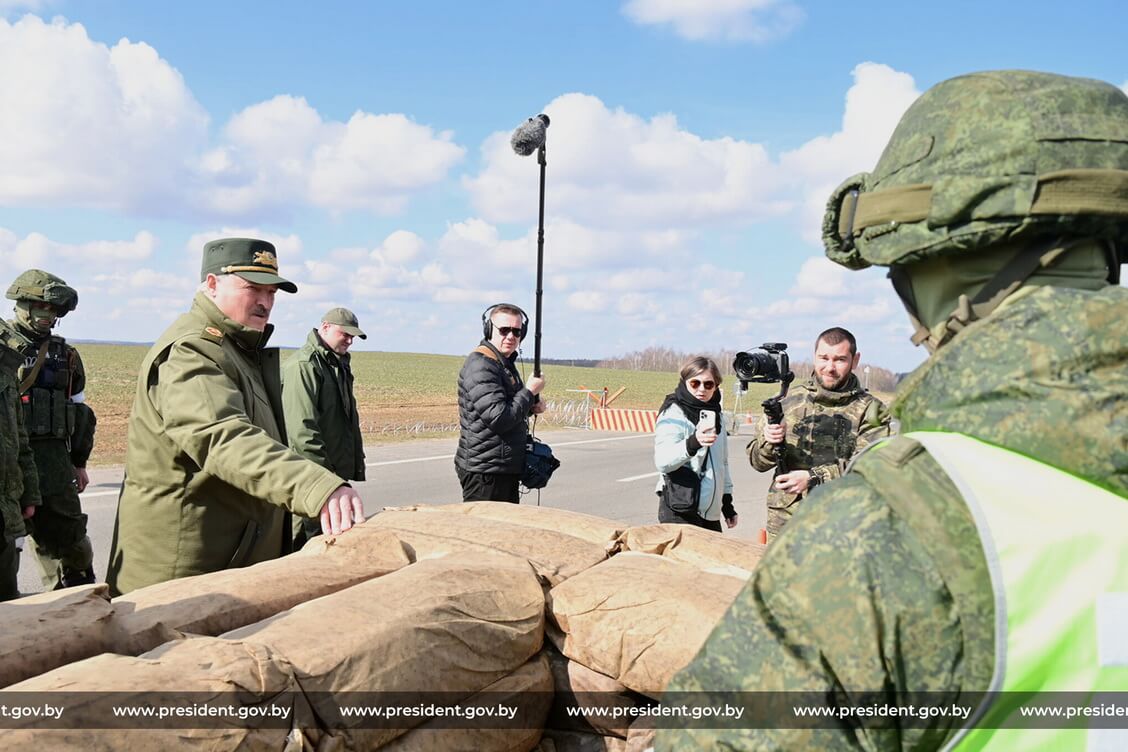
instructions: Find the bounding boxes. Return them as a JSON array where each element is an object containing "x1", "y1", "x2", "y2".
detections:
[
  {"x1": 466, "y1": 93, "x2": 787, "y2": 231},
  {"x1": 0, "y1": 18, "x2": 464, "y2": 219},
  {"x1": 780, "y1": 62, "x2": 921, "y2": 243},
  {"x1": 0, "y1": 16, "x2": 208, "y2": 210},
  {"x1": 374, "y1": 230, "x2": 426, "y2": 265},
  {"x1": 0, "y1": 227, "x2": 158, "y2": 271},
  {"x1": 622, "y1": 0, "x2": 804, "y2": 42}
]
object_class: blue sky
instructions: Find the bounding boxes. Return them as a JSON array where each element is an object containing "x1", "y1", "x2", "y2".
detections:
[{"x1": 1, "y1": 1, "x2": 1125, "y2": 373}]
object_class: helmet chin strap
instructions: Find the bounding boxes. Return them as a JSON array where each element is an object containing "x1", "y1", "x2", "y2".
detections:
[{"x1": 896, "y1": 236, "x2": 1078, "y2": 353}]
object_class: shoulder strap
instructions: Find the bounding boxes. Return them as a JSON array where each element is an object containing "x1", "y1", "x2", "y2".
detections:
[
  {"x1": 18, "y1": 340, "x2": 50, "y2": 394},
  {"x1": 473, "y1": 344, "x2": 498, "y2": 361}
]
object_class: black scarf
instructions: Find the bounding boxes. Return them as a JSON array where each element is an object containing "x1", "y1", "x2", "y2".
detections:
[{"x1": 660, "y1": 381, "x2": 722, "y2": 433}]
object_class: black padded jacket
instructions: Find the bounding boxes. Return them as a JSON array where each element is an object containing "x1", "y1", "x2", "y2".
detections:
[{"x1": 454, "y1": 341, "x2": 534, "y2": 475}]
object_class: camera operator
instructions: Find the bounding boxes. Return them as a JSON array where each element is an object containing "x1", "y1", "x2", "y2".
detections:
[
  {"x1": 454, "y1": 304, "x2": 545, "y2": 503},
  {"x1": 748, "y1": 327, "x2": 890, "y2": 539}
]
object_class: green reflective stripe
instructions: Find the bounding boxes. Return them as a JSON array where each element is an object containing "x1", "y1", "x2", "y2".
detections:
[
  {"x1": 907, "y1": 431, "x2": 1128, "y2": 751},
  {"x1": 843, "y1": 169, "x2": 1128, "y2": 238}
]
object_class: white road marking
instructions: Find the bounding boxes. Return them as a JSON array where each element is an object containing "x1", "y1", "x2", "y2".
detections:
[
  {"x1": 617, "y1": 471, "x2": 660, "y2": 482},
  {"x1": 365, "y1": 432, "x2": 651, "y2": 468},
  {"x1": 80, "y1": 490, "x2": 120, "y2": 499}
]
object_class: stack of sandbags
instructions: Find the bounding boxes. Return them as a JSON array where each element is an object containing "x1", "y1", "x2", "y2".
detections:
[
  {"x1": 1, "y1": 637, "x2": 299, "y2": 750},
  {"x1": 0, "y1": 584, "x2": 114, "y2": 688},
  {"x1": 223, "y1": 550, "x2": 548, "y2": 749},
  {"x1": 390, "y1": 503, "x2": 625, "y2": 549},
  {"x1": 546, "y1": 551, "x2": 746, "y2": 698},
  {"x1": 382, "y1": 653, "x2": 553, "y2": 752},
  {"x1": 347, "y1": 508, "x2": 610, "y2": 587},
  {"x1": 544, "y1": 648, "x2": 650, "y2": 740},
  {"x1": 109, "y1": 528, "x2": 412, "y2": 654},
  {"x1": 612, "y1": 523, "x2": 765, "y2": 579}
]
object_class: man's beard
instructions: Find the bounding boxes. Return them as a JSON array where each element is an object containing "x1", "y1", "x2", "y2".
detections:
[{"x1": 818, "y1": 371, "x2": 850, "y2": 391}]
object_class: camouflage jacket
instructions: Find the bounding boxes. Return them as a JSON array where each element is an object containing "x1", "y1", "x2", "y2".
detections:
[
  {"x1": 107, "y1": 293, "x2": 343, "y2": 595},
  {"x1": 657, "y1": 284, "x2": 1128, "y2": 751},
  {"x1": 0, "y1": 322, "x2": 40, "y2": 542},
  {"x1": 748, "y1": 374, "x2": 890, "y2": 531}
]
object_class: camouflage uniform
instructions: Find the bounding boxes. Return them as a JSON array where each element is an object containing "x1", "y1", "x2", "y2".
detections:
[
  {"x1": 0, "y1": 321, "x2": 41, "y2": 600},
  {"x1": 6, "y1": 270, "x2": 96, "y2": 588},
  {"x1": 748, "y1": 373, "x2": 890, "y2": 538},
  {"x1": 657, "y1": 71, "x2": 1128, "y2": 750}
]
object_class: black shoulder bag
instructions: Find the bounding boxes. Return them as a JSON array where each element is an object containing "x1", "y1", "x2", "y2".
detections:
[{"x1": 661, "y1": 447, "x2": 710, "y2": 514}]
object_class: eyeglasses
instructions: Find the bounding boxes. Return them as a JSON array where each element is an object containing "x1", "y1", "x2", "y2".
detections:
[
  {"x1": 497, "y1": 326, "x2": 523, "y2": 338},
  {"x1": 688, "y1": 378, "x2": 716, "y2": 390}
]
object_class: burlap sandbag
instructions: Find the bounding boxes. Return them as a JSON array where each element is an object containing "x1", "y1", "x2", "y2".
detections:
[
  {"x1": 387, "y1": 503, "x2": 624, "y2": 549},
  {"x1": 0, "y1": 584, "x2": 114, "y2": 688},
  {"x1": 547, "y1": 552, "x2": 745, "y2": 698},
  {"x1": 545, "y1": 648, "x2": 650, "y2": 739},
  {"x1": 342, "y1": 509, "x2": 609, "y2": 587},
  {"x1": 536, "y1": 730, "x2": 628, "y2": 752},
  {"x1": 382, "y1": 652, "x2": 552, "y2": 752},
  {"x1": 109, "y1": 529, "x2": 411, "y2": 655},
  {"x1": 224, "y1": 551, "x2": 546, "y2": 749},
  {"x1": 613, "y1": 524, "x2": 765, "y2": 579},
  {"x1": 1, "y1": 637, "x2": 298, "y2": 750}
]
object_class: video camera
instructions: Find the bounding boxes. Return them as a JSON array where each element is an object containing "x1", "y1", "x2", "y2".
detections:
[{"x1": 732, "y1": 343, "x2": 795, "y2": 474}]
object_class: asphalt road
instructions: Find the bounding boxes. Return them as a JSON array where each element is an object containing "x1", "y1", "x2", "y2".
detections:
[{"x1": 17, "y1": 427, "x2": 772, "y2": 595}]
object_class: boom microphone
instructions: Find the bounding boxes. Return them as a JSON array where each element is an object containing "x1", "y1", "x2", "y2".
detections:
[{"x1": 510, "y1": 114, "x2": 550, "y2": 156}]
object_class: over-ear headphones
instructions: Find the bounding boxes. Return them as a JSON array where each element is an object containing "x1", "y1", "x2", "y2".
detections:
[{"x1": 482, "y1": 303, "x2": 530, "y2": 341}]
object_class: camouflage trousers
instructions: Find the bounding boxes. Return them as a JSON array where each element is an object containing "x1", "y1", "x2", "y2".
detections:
[
  {"x1": 26, "y1": 439, "x2": 93, "y2": 582},
  {"x1": 765, "y1": 496, "x2": 805, "y2": 541}
]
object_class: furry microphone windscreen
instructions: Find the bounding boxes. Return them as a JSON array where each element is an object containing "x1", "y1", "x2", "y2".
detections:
[{"x1": 510, "y1": 113, "x2": 550, "y2": 156}]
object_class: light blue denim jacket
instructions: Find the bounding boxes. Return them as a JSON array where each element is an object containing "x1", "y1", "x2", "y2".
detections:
[{"x1": 653, "y1": 405, "x2": 732, "y2": 521}]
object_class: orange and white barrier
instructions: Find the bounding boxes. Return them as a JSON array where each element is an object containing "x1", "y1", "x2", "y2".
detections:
[{"x1": 590, "y1": 408, "x2": 658, "y2": 433}]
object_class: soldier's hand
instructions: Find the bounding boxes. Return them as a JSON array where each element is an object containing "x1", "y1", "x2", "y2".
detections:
[
  {"x1": 74, "y1": 467, "x2": 89, "y2": 493},
  {"x1": 774, "y1": 470, "x2": 811, "y2": 496},
  {"x1": 763, "y1": 421, "x2": 786, "y2": 445},
  {"x1": 527, "y1": 375, "x2": 546, "y2": 395},
  {"x1": 22, "y1": 505, "x2": 35, "y2": 520},
  {"x1": 320, "y1": 485, "x2": 366, "y2": 535}
]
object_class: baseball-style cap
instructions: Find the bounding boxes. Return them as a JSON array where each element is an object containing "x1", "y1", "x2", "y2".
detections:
[
  {"x1": 323, "y1": 307, "x2": 367, "y2": 339},
  {"x1": 201, "y1": 238, "x2": 298, "y2": 293}
]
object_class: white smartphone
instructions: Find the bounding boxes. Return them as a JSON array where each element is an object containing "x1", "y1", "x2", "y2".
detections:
[{"x1": 697, "y1": 409, "x2": 716, "y2": 433}]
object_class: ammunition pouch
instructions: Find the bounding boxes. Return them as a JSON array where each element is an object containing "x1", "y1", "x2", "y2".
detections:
[{"x1": 23, "y1": 387, "x2": 75, "y2": 439}]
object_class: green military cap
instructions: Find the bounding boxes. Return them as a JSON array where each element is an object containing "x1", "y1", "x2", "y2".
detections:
[
  {"x1": 322, "y1": 307, "x2": 366, "y2": 339},
  {"x1": 200, "y1": 238, "x2": 298, "y2": 293}
]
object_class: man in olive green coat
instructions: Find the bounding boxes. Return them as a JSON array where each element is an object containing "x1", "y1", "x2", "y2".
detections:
[
  {"x1": 106, "y1": 238, "x2": 366, "y2": 596},
  {"x1": 282, "y1": 307, "x2": 367, "y2": 548},
  {"x1": 657, "y1": 71, "x2": 1128, "y2": 750},
  {"x1": 0, "y1": 320, "x2": 41, "y2": 600}
]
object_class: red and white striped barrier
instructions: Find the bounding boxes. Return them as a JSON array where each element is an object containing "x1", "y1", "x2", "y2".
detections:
[{"x1": 590, "y1": 408, "x2": 658, "y2": 433}]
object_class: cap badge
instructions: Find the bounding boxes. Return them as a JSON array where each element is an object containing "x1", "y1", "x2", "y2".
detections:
[{"x1": 253, "y1": 251, "x2": 278, "y2": 270}]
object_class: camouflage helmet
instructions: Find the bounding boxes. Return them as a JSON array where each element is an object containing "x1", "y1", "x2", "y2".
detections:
[
  {"x1": 5, "y1": 269, "x2": 79, "y2": 315},
  {"x1": 823, "y1": 70, "x2": 1128, "y2": 271}
]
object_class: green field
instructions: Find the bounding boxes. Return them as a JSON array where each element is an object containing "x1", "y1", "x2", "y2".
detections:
[{"x1": 75, "y1": 343, "x2": 787, "y2": 465}]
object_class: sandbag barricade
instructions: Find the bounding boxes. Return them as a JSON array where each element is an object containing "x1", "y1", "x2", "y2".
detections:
[
  {"x1": 546, "y1": 552, "x2": 746, "y2": 698},
  {"x1": 110, "y1": 529, "x2": 412, "y2": 655},
  {"x1": 389, "y1": 503, "x2": 625, "y2": 549},
  {"x1": 0, "y1": 584, "x2": 114, "y2": 688},
  {"x1": 544, "y1": 648, "x2": 650, "y2": 739},
  {"x1": 612, "y1": 523, "x2": 765, "y2": 580},
  {"x1": 223, "y1": 551, "x2": 547, "y2": 749},
  {"x1": 1, "y1": 637, "x2": 300, "y2": 750},
  {"x1": 352, "y1": 509, "x2": 610, "y2": 587}
]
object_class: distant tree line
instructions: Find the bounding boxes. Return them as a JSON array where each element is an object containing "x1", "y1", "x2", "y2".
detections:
[{"x1": 596, "y1": 346, "x2": 899, "y2": 392}]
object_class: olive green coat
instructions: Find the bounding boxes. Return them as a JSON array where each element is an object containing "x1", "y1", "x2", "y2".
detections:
[
  {"x1": 281, "y1": 330, "x2": 366, "y2": 481},
  {"x1": 656, "y1": 284, "x2": 1128, "y2": 750},
  {"x1": 106, "y1": 293, "x2": 343, "y2": 595}
]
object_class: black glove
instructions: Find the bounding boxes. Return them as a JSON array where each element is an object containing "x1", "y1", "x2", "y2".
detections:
[
  {"x1": 721, "y1": 493, "x2": 736, "y2": 520},
  {"x1": 685, "y1": 434, "x2": 703, "y2": 454}
]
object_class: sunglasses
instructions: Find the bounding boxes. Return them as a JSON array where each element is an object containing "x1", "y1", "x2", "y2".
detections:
[
  {"x1": 497, "y1": 326, "x2": 523, "y2": 338},
  {"x1": 688, "y1": 378, "x2": 716, "y2": 390}
]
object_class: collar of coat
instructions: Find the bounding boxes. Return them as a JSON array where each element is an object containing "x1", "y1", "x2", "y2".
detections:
[
  {"x1": 798, "y1": 372, "x2": 865, "y2": 406},
  {"x1": 308, "y1": 329, "x2": 348, "y2": 367},
  {"x1": 193, "y1": 292, "x2": 274, "y2": 351}
]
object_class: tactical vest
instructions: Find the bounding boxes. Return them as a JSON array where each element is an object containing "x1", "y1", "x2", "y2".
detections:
[
  {"x1": 18, "y1": 335, "x2": 76, "y2": 439},
  {"x1": 901, "y1": 432, "x2": 1128, "y2": 751}
]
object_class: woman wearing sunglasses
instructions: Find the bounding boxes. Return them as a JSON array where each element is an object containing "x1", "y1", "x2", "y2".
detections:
[{"x1": 653, "y1": 356, "x2": 738, "y2": 531}]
